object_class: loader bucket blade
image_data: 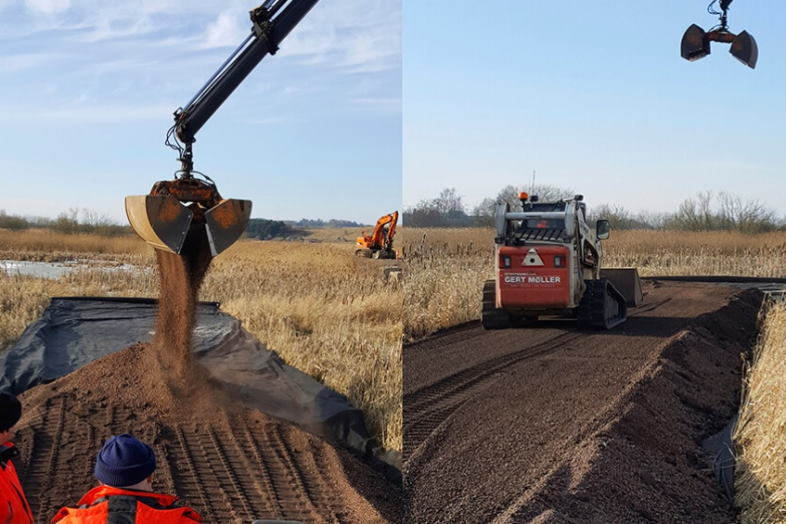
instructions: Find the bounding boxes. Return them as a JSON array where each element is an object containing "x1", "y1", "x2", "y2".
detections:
[
  {"x1": 600, "y1": 267, "x2": 643, "y2": 307},
  {"x1": 205, "y1": 199, "x2": 252, "y2": 256},
  {"x1": 125, "y1": 195, "x2": 193, "y2": 254}
]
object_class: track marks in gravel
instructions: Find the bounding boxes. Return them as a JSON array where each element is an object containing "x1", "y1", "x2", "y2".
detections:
[
  {"x1": 403, "y1": 282, "x2": 759, "y2": 524},
  {"x1": 17, "y1": 393, "x2": 370, "y2": 523},
  {"x1": 165, "y1": 421, "x2": 351, "y2": 523},
  {"x1": 404, "y1": 332, "x2": 583, "y2": 460}
]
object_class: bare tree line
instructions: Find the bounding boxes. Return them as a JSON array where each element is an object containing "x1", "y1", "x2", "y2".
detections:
[
  {"x1": 404, "y1": 186, "x2": 783, "y2": 233},
  {"x1": 0, "y1": 208, "x2": 130, "y2": 236}
]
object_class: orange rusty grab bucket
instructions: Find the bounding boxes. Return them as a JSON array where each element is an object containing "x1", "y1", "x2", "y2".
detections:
[{"x1": 125, "y1": 186, "x2": 251, "y2": 257}]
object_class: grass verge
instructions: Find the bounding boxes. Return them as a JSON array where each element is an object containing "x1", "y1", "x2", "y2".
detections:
[{"x1": 735, "y1": 298, "x2": 786, "y2": 523}]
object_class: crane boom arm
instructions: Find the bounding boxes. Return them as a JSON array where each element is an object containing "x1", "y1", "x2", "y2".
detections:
[
  {"x1": 369, "y1": 211, "x2": 399, "y2": 248},
  {"x1": 175, "y1": 0, "x2": 319, "y2": 145},
  {"x1": 127, "y1": 1, "x2": 321, "y2": 258}
]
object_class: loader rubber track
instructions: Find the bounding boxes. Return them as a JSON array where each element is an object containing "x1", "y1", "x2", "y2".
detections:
[
  {"x1": 577, "y1": 278, "x2": 627, "y2": 329},
  {"x1": 480, "y1": 279, "x2": 511, "y2": 329}
]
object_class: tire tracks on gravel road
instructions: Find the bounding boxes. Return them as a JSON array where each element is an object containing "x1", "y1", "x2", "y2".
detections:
[
  {"x1": 403, "y1": 281, "x2": 749, "y2": 523},
  {"x1": 404, "y1": 331, "x2": 583, "y2": 460}
]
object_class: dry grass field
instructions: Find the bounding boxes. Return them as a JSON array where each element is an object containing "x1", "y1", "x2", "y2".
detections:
[
  {"x1": 401, "y1": 228, "x2": 491, "y2": 340},
  {"x1": 735, "y1": 298, "x2": 786, "y2": 523},
  {"x1": 0, "y1": 228, "x2": 148, "y2": 262},
  {"x1": 302, "y1": 226, "x2": 366, "y2": 243},
  {"x1": 0, "y1": 230, "x2": 402, "y2": 451}
]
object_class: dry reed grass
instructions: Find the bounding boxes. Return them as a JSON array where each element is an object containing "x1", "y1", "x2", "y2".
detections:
[
  {"x1": 0, "y1": 228, "x2": 148, "y2": 262},
  {"x1": 401, "y1": 228, "x2": 491, "y2": 340},
  {"x1": 0, "y1": 232, "x2": 402, "y2": 451},
  {"x1": 735, "y1": 298, "x2": 786, "y2": 523},
  {"x1": 604, "y1": 230, "x2": 786, "y2": 278},
  {"x1": 303, "y1": 227, "x2": 366, "y2": 243}
]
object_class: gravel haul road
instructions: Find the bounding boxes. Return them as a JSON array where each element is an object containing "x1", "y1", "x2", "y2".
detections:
[{"x1": 403, "y1": 281, "x2": 762, "y2": 523}]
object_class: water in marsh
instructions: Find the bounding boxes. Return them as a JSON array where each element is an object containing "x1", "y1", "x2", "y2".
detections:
[{"x1": 0, "y1": 259, "x2": 142, "y2": 279}]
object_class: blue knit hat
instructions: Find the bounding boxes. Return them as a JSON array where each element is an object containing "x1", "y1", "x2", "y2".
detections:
[{"x1": 94, "y1": 434, "x2": 156, "y2": 487}]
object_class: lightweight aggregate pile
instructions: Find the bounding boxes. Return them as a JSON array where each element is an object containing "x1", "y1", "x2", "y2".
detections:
[
  {"x1": 15, "y1": 343, "x2": 399, "y2": 523},
  {"x1": 403, "y1": 281, "x2": 763, "y2": 523},
  {"x1": 12, "y1": 242, "x2": 401, "y2": 523}
]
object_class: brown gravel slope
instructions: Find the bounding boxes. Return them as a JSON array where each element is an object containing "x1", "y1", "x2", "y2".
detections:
[
  {"x1": 14, "y1": 343, "x2": 401, "y2": 524},
  {"x1": 403, "y1": 281, "x2": 762, "y2": 523}
]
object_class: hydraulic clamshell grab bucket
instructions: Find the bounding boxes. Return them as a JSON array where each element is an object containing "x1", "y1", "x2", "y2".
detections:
[
  {"x1": 205, "y1": 199, "x2": 253, "y2": 256},
  {"x1": 125, "y1": 195, "x2": 194, "y2": 255},
  {"x1": 680, "y1": 1, "x2": 758, "y2": 69},
  {"x1": 125, "y1": 177, "x2": 252, "y2": 256}
]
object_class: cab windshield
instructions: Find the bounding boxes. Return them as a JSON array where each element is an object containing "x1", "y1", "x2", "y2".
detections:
[{"x1": 509, "y1": 217, "x2": 565, "y2": 244}]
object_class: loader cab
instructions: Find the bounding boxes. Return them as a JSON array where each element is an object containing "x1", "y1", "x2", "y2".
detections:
[
  {"x1": 495, "y1": 196, "x2": 581, "y2": 247},
  {"x1": 508, "y1": 216, "x2": 567, "y2": 244}
]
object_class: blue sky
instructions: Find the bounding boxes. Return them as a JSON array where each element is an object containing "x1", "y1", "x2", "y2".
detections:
[
  {"x1": 404, "y1": 1, "x2": 785, "y2": 216},
  {"x1": 0, "y1": 0, "x2": 401, "y2": 224}
]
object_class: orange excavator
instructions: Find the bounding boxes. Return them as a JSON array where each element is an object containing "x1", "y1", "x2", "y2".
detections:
[
  {"x1": 125, "y1": 0, "x2": 319, "y2": 257},
  {"x1": 356, "y1": 211, "x2": 398, "y2": 259}
]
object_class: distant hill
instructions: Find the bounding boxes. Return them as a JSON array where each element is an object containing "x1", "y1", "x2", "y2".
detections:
[{"x1": 244, "y1": 219, "x2": 307, "y2": 240}]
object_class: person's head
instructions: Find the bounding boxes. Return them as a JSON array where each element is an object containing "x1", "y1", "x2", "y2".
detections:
[
  {"x1": 94, "y1": 434, "x2": 156, "y2": 491},
  {"x1": 0, "y1": 392, "x2": 21, "y2": 445}
]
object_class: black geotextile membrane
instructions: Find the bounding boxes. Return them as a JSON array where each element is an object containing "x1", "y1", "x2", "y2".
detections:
[{"x1": 1, "y1": 297, "x2": 400, "y2": 480}]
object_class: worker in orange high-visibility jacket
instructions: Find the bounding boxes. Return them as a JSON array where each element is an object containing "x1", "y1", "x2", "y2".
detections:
[
  {"x1": 51, "y1": 434, "x2": 202, "y2": 523},
  {"x1": 0, "y1": 391, "x2": 34, "y2": 524}
]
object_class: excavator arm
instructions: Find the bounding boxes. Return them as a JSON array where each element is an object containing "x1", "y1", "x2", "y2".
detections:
[
  {"x1": 356, "y1": 211, "x2": 399, "y2": 259},
  {"x1": 125, "y1": 0, "x2": 320, "y2": 257},
  {"x1": 369, "y1": 212, "x2": 399, "y2": 249},
  {"x1": 384, "y1": 212, "x2": 398, "y2": 249}
]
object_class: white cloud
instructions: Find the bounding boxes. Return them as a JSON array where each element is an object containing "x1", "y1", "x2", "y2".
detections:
[
  {"x1": 240, "y1": 115, "x2": 296, "y2": 126},
  {"x1": 202, "y1": 8, "x2": 247, "y2": 49},
  {"x1": 354, "y1": 97, "x2": 400, "y2": 106},
  {"x1": 0, "y1": 0, "x2": 400, "y2": 125},
  {"x1": 0, "y1": 103, "x2": 173, "y2": 123},
  {"x1": 280, "y1": 0, "x2": 401, "y2": 73},
  {"x1": 25, "y1": 0, "x2": 69, "y2": 14},
  {"x1": 0, "y1": 52, "x2": 61, "y2": 72},
  {"x1": 342, "y1": 30, "x2": 399, "y2": 73},
  {"x1": 5, "y1": 1, "x2": 400, "y2": 71}
]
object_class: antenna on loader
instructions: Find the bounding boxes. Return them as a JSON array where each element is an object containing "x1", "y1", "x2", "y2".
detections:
[{"x1": 530, "y1": 170, "x2": 536, "y2": 196}]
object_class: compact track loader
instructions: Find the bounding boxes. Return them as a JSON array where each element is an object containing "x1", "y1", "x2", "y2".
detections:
[
  {"x1": 481, "y1": 193, "x2": 641, "y2": 330},
  {"x1": 126, "y1": 0, "x2": 320, "y2": 257},
  {"x1": 356, "y1": 211, "x2": 398, "y2": 259}
]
